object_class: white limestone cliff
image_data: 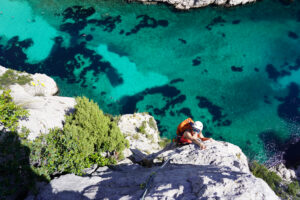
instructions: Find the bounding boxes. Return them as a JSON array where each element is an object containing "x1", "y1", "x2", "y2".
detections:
[
  {"x1": 0, "y1": 66, "x2": 283, "y2": 199},
  {"x1": 132, "y1": 0, "x2": 256, "y2": 10},
  {"x1": 0, "y1": 66, "x2": 76, "y2": 140},
  {"x1": 33, "y1": 141, "x2": 279, "y2": 200}
]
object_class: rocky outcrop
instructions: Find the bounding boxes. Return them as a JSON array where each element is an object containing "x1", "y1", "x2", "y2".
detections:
[
  {"x1": 0, "y1": 66, "x2": 75, "y2": 140},
  {"x1": 269, "y1": 163, "x2": 297, "y2": 183},
  {"x1": 34, "y1": 141, "x2": 280, "y2": 200},
  {"x1": 118, "y1": 113, "x2": 163, "y2": 160},
  {"x1": 153, "y1": 140, "x2": 249, "y2": 173},
  {"x1": 0, "y1": 66, "x2": 281, "y2": 199},
  {"x1": 132, "y1": 0, "x2": 256, "y2": 10}
]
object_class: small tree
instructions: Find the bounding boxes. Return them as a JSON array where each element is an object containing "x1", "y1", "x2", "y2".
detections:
[
  {"x1": 30, "y1": 96, "x2": 129, "y2": 179},
  {"x1": 0, "y1": 90, "x2": 28, "y2": 132}
]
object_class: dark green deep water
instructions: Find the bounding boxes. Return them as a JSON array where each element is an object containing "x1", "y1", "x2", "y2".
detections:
[{"x1": 0, "y1": 0, "x2": 300, "y2": 162}]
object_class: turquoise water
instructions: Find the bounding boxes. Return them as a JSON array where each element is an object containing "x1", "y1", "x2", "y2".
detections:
[{"x1": 1, "y1": 0, "x2": 300, "y2": 162}]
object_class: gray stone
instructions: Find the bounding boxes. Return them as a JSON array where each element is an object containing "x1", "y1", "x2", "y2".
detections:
[
  {"x1": 0, "y1": 66, "x2": 75, "y2": 140},
  {"x1": 0, "y1": 66, "x2": 280, "y2": 199},
  {"x1": 134, "y1": 0, "x2": 256, "y2": 10},
  {"x1": 269, "y1": 163, "x2": 297, "y2": 183},
  {"x1": 0, "y1": 65, "x2": 58, "y2": 96},
  {"x1": 10, "y1": 84, "x2": 75, "y2": 140},
  {"x1": 118, "y1": 113, "x2": 163, "y2": 157},
  {"x1": 154, "y1": 141, "x2": 250, "y2": 173},
  {"x1": 35, "y1": 141, "x2": 279, "y2": 200}
]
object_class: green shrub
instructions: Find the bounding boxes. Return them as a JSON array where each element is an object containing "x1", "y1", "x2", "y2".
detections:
[
  {"x1": 30, "y1": 97, "x2": 129, "y2": 179},
  {"x1": 248, "y1": 161, "x2": 300, "y2": 199},
  {"x1": 66, "y1": 97, "x2": 129, "y2": 153},
  {"x1": 287, "y1": 181, "x2": 300, "y2": 197},
  {"x1": 0, "y1": 69, "x2": 32, "y2": 89},
  {"x1": 0, "y1": 89, "x2": 29, "y2": 132},
  {"x1": 148, "y1": 117, "x2": 157, "y2": 130},
  {"x1": 146, "y1": 133, "x2": 154, "y2": 141},
  {"x1": 0, "y1": 95, "x2": 43, "y2": 199},
  {"x1": 138, "y1": 121, "x2": 147, "y2": 135},
  {"x1": 133, "y1": 133, "x2": 140, "y2": 140},
  {"x1": 158, "y1": 138, "x2": 172, "y2": 148},
  {"x1": 250, "y1": 161, "x2": 282, "y2": 191}
]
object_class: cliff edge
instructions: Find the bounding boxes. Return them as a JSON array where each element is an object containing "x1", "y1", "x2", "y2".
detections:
[{"x1": 33, "y1": 140, "x2": 279, "y2": 200}]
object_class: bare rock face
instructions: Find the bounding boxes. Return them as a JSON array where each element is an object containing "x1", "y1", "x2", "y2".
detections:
[
  {"x1": 34, "y1": 141, "x2": 280, "y2": 200},
  {"x1": 269, "y1": 163, "x2": 297, "y2": 183},
  {"x1": 154, "y1": 141, "x2": 250, "y2": 173},
  {"x1": 0, "y1": 66, "x2": 75, "y2": 140},
  {"x1": 133, "y1": 0, "x2": 256, "y2": 10},
  {"x1": 0, "y1": 66, "x2": 58, "y2": 96},
  {"x1": 1, "y1": 66, "x2": 279, "y2": 199},
  {"x1": 118, "y1": 113, "x2": 163, "y2": 157}
]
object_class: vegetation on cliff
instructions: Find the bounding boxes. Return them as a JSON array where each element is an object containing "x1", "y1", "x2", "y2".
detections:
[
  {"x1": 30, "y1": 96, "x2": 129, "y2": 180},
  {"x1": 0, "y1": 69, "x2": 32, "y2": 89},
  {"x1": 0, "y1": 90, "x2": 37, "y2": 199},
  {"x1": 0, "y1": 89, "x2": 29, "y2": 132},
  {"x1": 250, "y1": 161, "x2": 300, "y2": 199},
  {"x1": 0, "y1": 92, "x2": 129, "y2": 198}
]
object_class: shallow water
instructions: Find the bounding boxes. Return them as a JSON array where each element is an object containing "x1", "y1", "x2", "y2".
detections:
[{"x1": 0, "y1": 0, "x2": 300, "y2": 161}]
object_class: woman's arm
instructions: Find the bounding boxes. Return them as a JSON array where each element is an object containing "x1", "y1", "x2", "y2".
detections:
[
  {"x1": 198, "y1": 131, "x2": 214, "y2": 142},
  {"x1": 184, "y1": 131, "x2": 206, "y2": 149}
]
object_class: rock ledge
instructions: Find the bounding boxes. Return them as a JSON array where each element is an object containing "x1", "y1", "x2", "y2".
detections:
[{"x1": 132, "y1": 0, "x2": 256, "y2": 10}]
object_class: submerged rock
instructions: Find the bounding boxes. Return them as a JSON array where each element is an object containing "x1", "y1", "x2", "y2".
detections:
[
  {"x1": 34, "y1": 141, "x2": 279, "y2": 200},
  {"x1": 132, "y1": 0, "x2": 256, "y2": 10}
]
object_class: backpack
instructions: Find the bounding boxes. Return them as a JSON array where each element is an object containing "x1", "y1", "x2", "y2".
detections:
[{"x1": 176, "y1": 118, "x2": 194, "y2": 137}]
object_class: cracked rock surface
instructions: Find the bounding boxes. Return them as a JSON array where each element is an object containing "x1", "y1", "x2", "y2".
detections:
[{"x1": 34, "y1": 141, "x2": 279, "y2": 200}]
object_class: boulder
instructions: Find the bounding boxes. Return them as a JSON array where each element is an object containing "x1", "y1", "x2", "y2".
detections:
[
  {"x1": 153, "y1": 140, "x2": 250, "y2": 173},
  {"x1": 34, "y1": 141, "x2": 280, "y2": 200},
  {"x1": 0, "y1": 66, "x2": 75, "y2": 140},
  {"x1": 0, "y1": 66, "x2": 58, "y2": 96},
  {"x1": 118, "y1": 113, "x2": 163, "y2": 158}
]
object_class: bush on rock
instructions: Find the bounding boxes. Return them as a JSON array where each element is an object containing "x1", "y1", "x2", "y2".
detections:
[
  {"x1": 30, "y1": 97, "x2": 129, "y2": 180},
  {"x1": 0, "y1": 89, "x2": 29, "y2": 132},
  {"x1": 250, "y1": 161, "x2": 300, "y2": 199},
  {"x1": 0, "y1": 91, "x2": 41, "y2": 199},
  {"x1": 0, "y1": 69, "x2": 32, "y2": 90}
]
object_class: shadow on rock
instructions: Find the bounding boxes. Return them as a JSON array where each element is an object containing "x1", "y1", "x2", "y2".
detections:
[
  {"x1": 35, "y1": 163, "x2": 253, "y2": 200},
  {"x1": 0, "y1": 131, "x2": 48, "y2": 200}
]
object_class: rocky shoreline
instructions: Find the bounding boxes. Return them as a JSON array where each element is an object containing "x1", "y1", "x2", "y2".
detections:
[
  {"x1": 1, "y1": 66, "x2": 299, "y2": 199},
  {"x1": 131, "y1": 0, "x2": 256, "y2": 10}
]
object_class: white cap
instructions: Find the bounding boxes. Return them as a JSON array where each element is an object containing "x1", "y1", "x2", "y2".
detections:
[{"x1": 193, "y1": 121, "x2": 203, "y2": 132}]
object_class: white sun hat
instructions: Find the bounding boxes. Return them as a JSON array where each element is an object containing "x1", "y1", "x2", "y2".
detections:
[{"x1": 193, "y1": 121, "x2": 203, "y2": 132}]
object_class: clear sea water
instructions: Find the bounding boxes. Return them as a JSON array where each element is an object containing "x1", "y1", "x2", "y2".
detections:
[{"x1": 1, "y1": 0, "x2": 300, "y2": 162}]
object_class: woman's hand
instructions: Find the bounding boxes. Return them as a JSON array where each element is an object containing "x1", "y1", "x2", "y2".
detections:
[{"x1": 199, "y1": 143, "x2": 206, "y2": 150}]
